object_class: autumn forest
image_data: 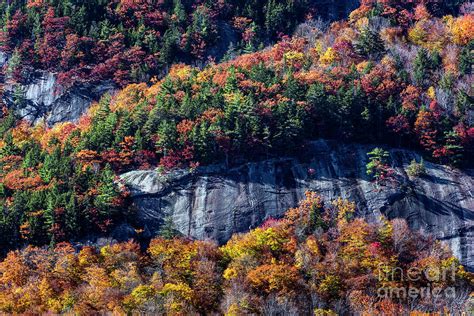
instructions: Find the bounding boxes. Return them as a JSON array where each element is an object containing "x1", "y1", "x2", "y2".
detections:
[{"x1": 0, "y1": 0, "x2": 473, "y2": 314}]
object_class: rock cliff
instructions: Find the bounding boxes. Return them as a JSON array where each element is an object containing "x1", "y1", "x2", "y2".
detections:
[
  {"x1": 0, "y1": 50, "x2": 116, "y2": 125},
  {"x1": 0, "y1": 2, "x2": 361, "y2": 124},
  {"x1": 2, "y1": 71, "x2": 115, "y2": 125},
  {"x1": 121, "y1": 140, "x2": 474, "y2": 270}
]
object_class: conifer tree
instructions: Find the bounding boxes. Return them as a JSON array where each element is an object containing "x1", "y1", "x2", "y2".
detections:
[
  {"x1": 354, "y1": 27, "x2": 385, "y2": 58},
  {"x1": 413, "y1": 48, "x2": 431, "y2": 86}
]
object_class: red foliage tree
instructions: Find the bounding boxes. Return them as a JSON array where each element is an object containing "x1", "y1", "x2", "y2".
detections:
[
  {"x1": 414, "y1": 109, "x2": 438, "y2": 151},
  {"x1": 1, "y1": 10, "x2": 27, "y2": 53},
  {"x1": 101, "y1": 136, "x2": 135, "y2": 171},
  {"x1": 360, "y1": 64, "x2": 399, "y2": 101},
  {"x1": 400, "y1": 85, "x2": 421, "y2": 113},
  {"x1": 386, "y1": 114, "x2": 410, "y2": 135},
  {"x1": 159, "y1": 145, "x2": 194, "y2": 170},
  {"x1": 38, "y1": 7, "x2": 70, "y2": 70}
]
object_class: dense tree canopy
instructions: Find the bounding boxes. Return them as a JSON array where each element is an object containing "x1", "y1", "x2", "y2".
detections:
[
  {"x1": 1, "y1": 1, "x2": 468, "y2": 86},
  {"x1": 0, "y1": 0, "x2": 325, "y2": 87},
  {"x1": 0, "y1": 192, "x2": 471, "y2": 314},
  {"x1": 0, "y1": 0, "x2": 473, "y2": 255},
  {"x1": 0, "y1": 6, "x2": 473, "y2": 314}
]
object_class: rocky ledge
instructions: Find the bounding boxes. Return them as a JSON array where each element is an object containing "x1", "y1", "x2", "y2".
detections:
[
  {"x1": 121, "y1": 140, "x2": 474, "y2": 270},
  {"x1": 1, "y1": 51, "x2": 115, "y2": 125},
  {"x1": 3, "y1": 72, "x2": 115, "y2": 125}
]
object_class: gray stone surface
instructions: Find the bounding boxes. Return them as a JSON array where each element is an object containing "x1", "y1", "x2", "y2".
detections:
[
  {"x1": 3, "y1": 72, "x2": 115, "y2": 125},
  {"x1": 0, "y1": 52, "x2": 7, "y2": 68},
  {"x1": 121, "y1": 140, "x2": 474, "y2": 269},
  {"x1": 0, "y1": 51, "x2": 115, "y2": 124},
  {"x1": 0, "y1": 1, "x2": 360, "y2": 124}
]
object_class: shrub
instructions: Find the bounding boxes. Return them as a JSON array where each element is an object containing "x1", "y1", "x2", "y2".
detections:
[
  {"x1": 406, "y1": 158, "x2": 426, "y2": 177},
  {"x1": 366, "y1": 148, "x2": 391, "y2": 183}
]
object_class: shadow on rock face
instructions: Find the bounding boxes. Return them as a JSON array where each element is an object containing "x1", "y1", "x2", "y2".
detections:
[
  {"x1": 121, "y1": 140, "x2": 474, "y2": 270},
  {"x1": 3, "y1": 71, "x2": 116, "y2": 125}
]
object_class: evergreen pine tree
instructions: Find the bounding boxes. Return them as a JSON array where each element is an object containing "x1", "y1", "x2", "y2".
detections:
[
  {"x1": 413, "y1": 48, "x2": 431, "y2": 86},
  {"x1": 354, "y1": 27, "x2": 385, "y2": 58},
  {"x1": 173, "y1": 0, "x2": 186, "y2": 26},
  {"x1": 459, "y1": 44, "x2": 473, "y2": 75},
  {"x1": 64, "y1": 193, "x2": 78, "y2": 237},
  {"x1": 265, "y1": 0, "x2": 285, "y2": 37},
  {"x1": 159, "y1": 215, "x2": 180, "y2": 239}
]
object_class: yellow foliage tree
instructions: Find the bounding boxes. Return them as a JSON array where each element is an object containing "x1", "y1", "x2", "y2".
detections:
[
  {"x1": 451, "y1": 15, "x2": 474, "y2": 45},
  {"x1": 319, "y1": 47, "x2": 338, "y2": 65}
]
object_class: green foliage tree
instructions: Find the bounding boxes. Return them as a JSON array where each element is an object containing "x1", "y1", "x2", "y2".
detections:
[
  {"x1": 406, "y1": 158, "x2": 426, "y2": 177},
  {"x1": 413, "y1": 48, "x2": 431, "y2": 86},
  {"x1": 366, "y1": 147, "x2": 391, "y2": 183},
  {"x1": 354, "y1": 27, "x2": 385, "y2": 58},
  {"x1": 265, "y1": 0, "x2": 286, "y2": 37},
  {"x1": 459, "y1": 43, "x2": 473, "y2": 75},
  {"x1": 159, "y1": 215, "x2": 180, "y2": 239}
]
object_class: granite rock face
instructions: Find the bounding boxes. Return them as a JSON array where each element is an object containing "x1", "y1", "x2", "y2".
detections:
[
  {"x1": 0, "y1": 2, "x2": 361, "y2": 124},
  {"x1": 0, "y1": 52, "x2": 7, "y2": 68},
  {"x1": 121, "y1": 140, "x2": 474, "y2": 270},
  {"x1": 3, "y1": 71, "x2": 115, "y2": 125}
]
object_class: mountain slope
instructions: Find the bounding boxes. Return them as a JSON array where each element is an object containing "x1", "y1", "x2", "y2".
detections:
[
  {"x1": 0, "y1": 0, "x2": 473, "y2": 257},
  {"x1": 0, "y1": 187, "x2": 472, "y2": 314},
  {"x1": 0, "y1": 1, "x2": 472, "y2": 314},
  {"x1": 121, "y1": 140, "x2": 474, "y2": 269}
]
